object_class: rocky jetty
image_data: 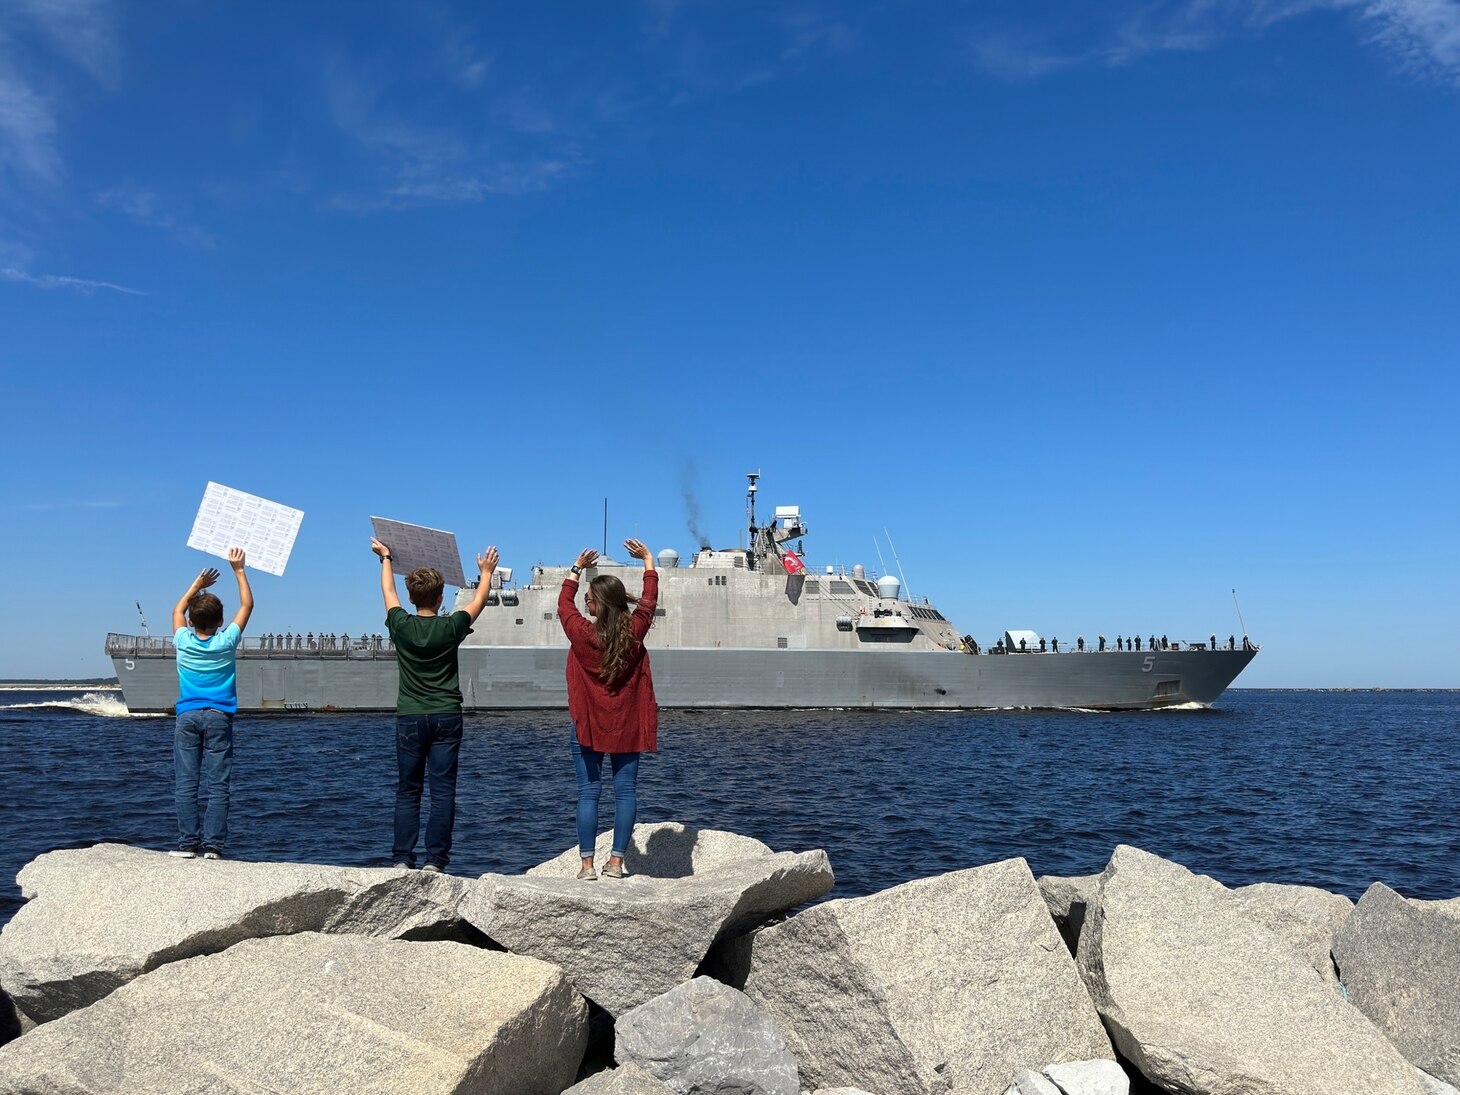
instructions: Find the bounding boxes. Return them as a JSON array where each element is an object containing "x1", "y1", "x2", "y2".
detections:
[
  {"x1": 470, "y1": 822, "x2": 834, "y2": 1016},
  {"x1": 0, "y1": 842, "x2": 474, "y2": 1023},
  {"x1": 0, "y1": 826, "x2": 1456, "y2": 1095},
  {"x1": 716, "y1": 857, "x2": 1113, "y2": 1095}
]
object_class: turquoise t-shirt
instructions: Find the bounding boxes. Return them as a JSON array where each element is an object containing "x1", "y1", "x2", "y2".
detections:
[{"x1": 174, "y1": 623, "x2": 242, "y2": 713}]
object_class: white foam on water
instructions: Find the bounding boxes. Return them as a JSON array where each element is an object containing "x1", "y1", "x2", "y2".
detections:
[
  {"x1": 0, "y1": 691, "x2": 163, "y2": 718},
  {"x1": 1154, "y1": 701, "x2": 1210, "y2": 712}
]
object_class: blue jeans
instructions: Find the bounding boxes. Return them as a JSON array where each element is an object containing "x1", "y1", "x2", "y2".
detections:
[
  {"x1": 175, "y1": 708, "x2": 235, "y2": 851},
  {"x1": 572, "y1": 733, "x2": 640, "y2": 859},
  {"x1": 394, "y1": 713, "x2": 463, "y2": 869}
]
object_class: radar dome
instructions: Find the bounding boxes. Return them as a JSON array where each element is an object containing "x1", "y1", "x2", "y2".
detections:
[
  {"x1": 657, "y1": 548, "x2": 681, "y2": 569},
  {"x1": 852, "y1": 564, "x2": 866, "y2": 579},
  {"x1": 876, "y1": 575, "x2": 901, "y2": 600}
]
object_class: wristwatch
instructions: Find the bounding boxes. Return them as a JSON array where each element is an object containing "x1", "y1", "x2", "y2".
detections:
[
  {"x1": 379, "y1": 554, "x2": 393, "y2": 563},
  {"x1": 570, "y1": 564, "x2": 582, "y2": 576}
]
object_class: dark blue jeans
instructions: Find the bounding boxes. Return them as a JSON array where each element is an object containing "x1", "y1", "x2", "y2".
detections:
[
  {"x1": 175, "y1": 708, "x2": 235, "y2": 851},
  {"x1": 572, "y1": 733, "x2": 640, "y2": 859},
  {"x1": 394, "y1": 713, "x2": 463, "y2": 869}
]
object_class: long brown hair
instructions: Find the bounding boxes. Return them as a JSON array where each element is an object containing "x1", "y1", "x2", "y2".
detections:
[{"x1": 589, "y1": 574, "x2": 639, "y2": 684}]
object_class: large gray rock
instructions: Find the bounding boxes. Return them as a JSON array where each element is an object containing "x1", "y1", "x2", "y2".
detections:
[
  {"x1": 1004, "y1": 1073, "x2": 1061, "y2": 1095},
  {"x1": 615, "y1": 976, "x2": 798, "y2": 1095},
  {"x1": 721, "y1": 857, "x2": 1113, "y2": 1095},
  {"x1": 567, "y1": 1063, "x2": 676, "y2": 1094},
  {"x1": 1036, "y1": 874, "x2": 1099, "y2": 956},
  {"x1": 1229, "y1": 881, "x2": 1353, "y2": 988},
  {"x1": 468, "y1": 825, "x2": 833, "y2": 1016},
  {"x1": 530, "y1": 822, "x2": 777, "y2": 879},
  {"x1": 1041, "y1": 1059, "x2": 1128, "y2": 1095},
  {"x1": 1333, "y1": 882, "x2": 1460, "y2": 1086},
  {"x1": 1077, "y1": 845, "x2": 1425, "y2": 1095},
  {"x1": 0, "y1": 932, "x2": 587, "y2": 1093},
  {"x1": 1419, "y1": 1068, "x2": 1460, "y2": 1095},
  {"x1": 0, "y1": 843, "x2": 474, "y2": 1022}
]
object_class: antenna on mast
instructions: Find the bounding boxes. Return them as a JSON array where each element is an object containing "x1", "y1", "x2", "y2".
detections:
[
  {"x1": 872, "y1": 537, "x2": 888, "y2": 576},
  {"x1": 745, "y1": 471, "x2": 760, "y2": 559},
  {"x1": 883, "y1": 527, "x2": 911, "y2": 601},
  {"x1": 1232, "y1": 588, "x2": 1248, "y2": 639},
  {"x1": 135, "y1": 601, "x2": 150, "y2": 638}
]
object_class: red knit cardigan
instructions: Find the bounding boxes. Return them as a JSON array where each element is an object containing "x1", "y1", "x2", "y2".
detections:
[{"x1": 558, "y1": 571, "x2": 659, "y2": 753}]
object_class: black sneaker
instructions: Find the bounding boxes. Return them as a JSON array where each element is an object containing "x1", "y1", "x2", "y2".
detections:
[{"x1": 201, "y1": 847, "x2": 223, "y2": 860}]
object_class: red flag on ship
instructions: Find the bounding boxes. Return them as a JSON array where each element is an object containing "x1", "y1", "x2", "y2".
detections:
[{"x1": 781, "y1": 549, "x2": 806, "y2": 575}]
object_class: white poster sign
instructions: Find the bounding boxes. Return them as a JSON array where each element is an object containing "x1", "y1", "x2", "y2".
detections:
[
  {"x1": 370, "y1": 516, "x2": 467, "y2": 588},
  {"x1": 187, "y1": 482, "x2": 304, "y2": 577}
]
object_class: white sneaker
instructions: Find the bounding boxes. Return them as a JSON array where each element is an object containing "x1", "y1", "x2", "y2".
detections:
[{"x1": 168, "y1": 847, "x2": 199, "y2": 858}]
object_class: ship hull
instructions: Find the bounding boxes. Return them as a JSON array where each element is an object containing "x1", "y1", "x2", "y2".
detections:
[{"x1": 111, "y1": 646, "x2": 1257, "y2": 714}]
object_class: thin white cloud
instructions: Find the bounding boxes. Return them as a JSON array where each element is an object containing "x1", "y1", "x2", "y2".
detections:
[
  {"x1": 15, "y1": 499, "x2": 124, "y2": 512},
  {"x1": 1363, "y1": 0, "x2": 1460, "y2": 82},
  {"x1": 0, "y1": 48, "x2": 60, "y2": 185},
  {"x1": 323, "y1": 56, "x2": 585, "y2": 210},
  {"x1": 8, "y1": 0, "x2": 118, "y2": 84},
  {"x1": 970, "y1": 35, "x2": 1082, "y2": 81},
  {"x1": 96, "y1": 187, "x2": 217, "y2": 249},
  {"x1": 969, "y1": 0, "x2": 1460, "y2": 86},
  {"x1": 0, "y1": 0, "x2": 117, "y2": 192},
  {"x1": 777, "y1": 8, "x2": 858, "y2": 63},
  {"x1": 1, "y1": 266, "x2": 143, "y2": 295}
]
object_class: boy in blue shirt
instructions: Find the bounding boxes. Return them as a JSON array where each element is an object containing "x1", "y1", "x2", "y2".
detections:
[{"x1": 170, "y1": 547, "x2": 254, "y2": 859}]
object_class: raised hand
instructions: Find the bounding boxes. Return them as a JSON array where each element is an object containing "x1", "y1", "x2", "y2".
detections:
[
  {"x1": 227, "y1": 547, "x2": 246, "y2": 570},
  {"x1": 371, "y1": 537, "x2": 391, "y2": 559},
  {"x1": 195, "y1": 567, "x2": 221, "y2": 590},
  {"x1": 477, "y1": 546, "x2": 500, "y2": 574},
  {"x1": 575, "y1": 548, "x2": 599, "y2": 570},
  {"x1": 624, "y1": 538, "x2": 651, "y2": 562}
]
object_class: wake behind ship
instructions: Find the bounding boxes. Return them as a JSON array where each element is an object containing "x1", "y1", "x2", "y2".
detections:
[{"x1": 109, "y1": 475, "x2": 1258, "y2": 713}]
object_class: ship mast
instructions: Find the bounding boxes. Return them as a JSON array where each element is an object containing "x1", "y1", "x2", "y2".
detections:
[{"x1": 746, "y1": 471, "x2": 760, "y2": 570}]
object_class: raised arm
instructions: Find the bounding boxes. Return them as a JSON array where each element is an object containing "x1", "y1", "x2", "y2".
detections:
[
  {"x1": 229, "y1": 547, "x2": 254, "y2": 631},
  {"x1": 557, "y1": 549, "x2": 599, "y2": 642},
  {"x1": 461, "y1": 546, "x2": 501, "y2": 623},
  {"x1": 172, "y1": 566, "x2": 220, "y2": 631},
  {"x1": 625, "y1": 539, "x2": 658, "y2": 635},
  {"x1": 371, "y1": 537, "x2": 402, "y2": 612},
  {"x1": 625, "y1": 539, "x2": 655, "y2": 574}
]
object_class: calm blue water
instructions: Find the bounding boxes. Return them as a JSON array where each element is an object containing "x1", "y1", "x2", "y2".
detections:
[{"x1": 1, "y1": 688, "x2": 1457, "y2": 929}]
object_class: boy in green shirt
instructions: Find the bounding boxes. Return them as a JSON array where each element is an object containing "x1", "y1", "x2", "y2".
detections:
[{"x1": 371, "y1": 537, "x2": 498, "y2": 873}]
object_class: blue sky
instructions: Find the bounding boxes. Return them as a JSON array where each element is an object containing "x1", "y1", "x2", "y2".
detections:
[{"x1": 1, "y1": 0, "x2": 1457, "y2": 687}]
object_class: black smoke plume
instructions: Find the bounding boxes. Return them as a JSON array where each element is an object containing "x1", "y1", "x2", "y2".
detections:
[{"x1": 681, "y1": 459, "x2": 711, "y2": 550}]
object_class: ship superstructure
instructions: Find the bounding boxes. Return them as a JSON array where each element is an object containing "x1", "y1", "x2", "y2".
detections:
[{"x1": 107, "y1": 475, "x2": 1258, "y2": 712}]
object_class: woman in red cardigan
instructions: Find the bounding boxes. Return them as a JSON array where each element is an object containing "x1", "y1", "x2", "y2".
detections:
[{"x1": 559, "y1": 537, "x2": 659, "y2": 880}]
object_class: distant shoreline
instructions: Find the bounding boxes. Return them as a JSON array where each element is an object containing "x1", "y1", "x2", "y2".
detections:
[
  {"x1": 0, "y1": 679, "x2": 120, "y2": 688},
  {"x1": 1229, "y1": 687, "x2": 1460, "y2": 694}
]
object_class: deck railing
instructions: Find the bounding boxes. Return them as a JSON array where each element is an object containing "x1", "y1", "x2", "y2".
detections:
[{"x1": 104, "y1": 633, "x2": 397, "y2": 659}]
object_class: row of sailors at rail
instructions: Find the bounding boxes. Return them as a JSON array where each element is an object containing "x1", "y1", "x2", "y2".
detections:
[
  {"x1": 964, "y1": 634, "x2": 1253, "y2": 654},
  {"x1": 256, "y1": 632, "x2": 388, "y2": 652}
]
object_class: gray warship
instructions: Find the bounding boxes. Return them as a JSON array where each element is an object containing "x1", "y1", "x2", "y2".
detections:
[{"x1": 108, "y1": 475, "x2": 1258, "y2": 713}]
